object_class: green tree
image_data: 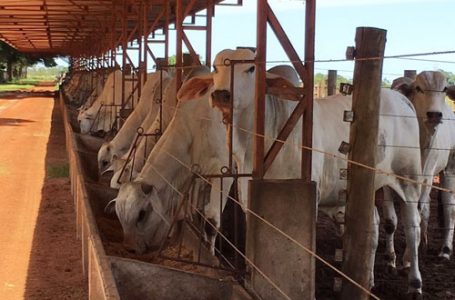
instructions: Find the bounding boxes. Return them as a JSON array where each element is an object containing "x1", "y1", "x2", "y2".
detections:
[
  {"x1": 314, "y1": 72, "x2": 353, "y2": 89},
  {"x1": 438, "y1": 69, "x2": 455, "y2": 85},
  {"x1": 0, "y1": 41, "x2": 58, "y2": 82}
]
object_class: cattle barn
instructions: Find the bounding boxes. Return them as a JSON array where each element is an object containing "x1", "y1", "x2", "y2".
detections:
[{"x1": 1, "y1": 0, "x2": 455, "y2": 299}]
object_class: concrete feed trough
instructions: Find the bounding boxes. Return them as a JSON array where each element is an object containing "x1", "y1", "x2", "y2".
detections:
[
  {"x1": 110, "y1": 257, "x2": 250, "y2": 300},
  {"x1": 60, "y1": 92, "x2": 251, "y2": 300}
]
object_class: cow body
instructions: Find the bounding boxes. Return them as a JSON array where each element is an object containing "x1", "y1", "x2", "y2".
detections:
[
  {"x1": 106, "y1": 93, "x2": 232, "y2": 254},
  {"x1": 79, "y1": 69, "x2": 138, "y2": 134},
  {"x1": 177, "y1": 49, "x2": 424, "y2": 295},
  {"x1": 383, "y1": 71, "x2": 455, "y2": 270},
  {"x1": 109, "y1": 67, "x2": 210, "y2": 189},
  {"x1": 97, "y1": 72, "x2": 170, "y2": 174},
  {"x1": 109, "y1": 76, "x2": 178, "y2": 188}
]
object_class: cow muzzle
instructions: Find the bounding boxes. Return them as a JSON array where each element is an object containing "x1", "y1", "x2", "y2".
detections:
[
  {"x1": 211, "y1": 90, "x2": 231, "y2": 108},
  {"x1": 426, "y1": 111, "x2": 443, "y2": 125},
  {"x1": 123, "y1": 236, "x2": 146, "y2": 254}
]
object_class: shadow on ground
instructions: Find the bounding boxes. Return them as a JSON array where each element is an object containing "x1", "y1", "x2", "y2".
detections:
[
  {"x1": 23, "y1": 94, "x2": 87, "y2": 299},
  {"x1": 0, "y1": 90, "x2": 57, "y2": 100},
  {"x1": 0, "y1": 118, "x2": 34, "y2": 126}
]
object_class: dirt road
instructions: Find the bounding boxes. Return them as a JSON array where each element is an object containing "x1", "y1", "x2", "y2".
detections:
[{"x1": 0, "y1": 88, "x2": 86, "y2": 299}]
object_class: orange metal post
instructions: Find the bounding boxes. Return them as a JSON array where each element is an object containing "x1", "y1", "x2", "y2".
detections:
[
  {"x1": 302, "y1": 0, "x2": 315, "y2": 181},
  {"x1": 176, "y1": 0, "x2": 184, "y2": 90},
  {"x1": 253, "y1": 0, "x2": 267, "y2": 179},
  {"x1": 206, "y1": 0, "x2": 213, "y2": 67}
]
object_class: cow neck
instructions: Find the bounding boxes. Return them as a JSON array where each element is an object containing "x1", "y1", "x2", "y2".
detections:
[
  {"x1": 419, "y1": 120, "x2": 438, "y2": 168},
  {"x1": 231, "y1": 107, "x2": 253, "y2": 174},
  {"x1": 140, "y1": 103, "x2": 194, "y2": 207},
  {"x1": 230, "y1": 95, "x2": 294, "y2": 175}
]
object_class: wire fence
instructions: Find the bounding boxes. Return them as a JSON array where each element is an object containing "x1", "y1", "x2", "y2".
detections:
[
  {"x1": 144, "y1": 142, "x2": 380, "y2": 300},
  {"x1": 158, "y1": 100, "x2": 455, "y2": 198},
  {"x1": 65, "y1": 48, "x2": 455, "y2": 299},
  {"x1": 131, "y1": 96, "x2": 453, "y2": 297},
  {"x1": 228, "y1": 49, "x2": 455, "y2": 66}
]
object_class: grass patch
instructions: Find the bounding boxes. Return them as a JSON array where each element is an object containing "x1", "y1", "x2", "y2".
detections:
[
  {"x1": 47, "y1": 164, "x2": 69, "y2": 178},
  {"x1": 0, "y1": 83, "x2": 34, "y2": 91},
  {"x1": 14, "y1": 78, "x2": 42, "y2": 85}
]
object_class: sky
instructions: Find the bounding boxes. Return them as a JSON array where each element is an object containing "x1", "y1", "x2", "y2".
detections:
[{"x1": 104, "y1": 0, "x2": 455, "y2": 81}]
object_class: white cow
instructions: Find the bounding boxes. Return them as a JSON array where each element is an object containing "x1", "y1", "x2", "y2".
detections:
[
  {"x1": 105, "y1": 86, "x2": 233, "y2": 255},
  {"x1": 77, "y1": 70, "x2": 110, "y2": 113},
  {"x1": 109, "y1": 66, "x2": 210, "y2": 189},
  {"x1": 177, "y1": 49, "x2": 424, "y2": 296},
  {"x1": 69, "y1": 71, "x2": 99, "y2": 107},
  {"x1": 79, "y1": 69, "x2": 138, "y2": 134},
  {"x1": 65, "y1": 71, "x2": 91, "y2": 106},
  {"x1": 97, "y1": 71, "x2": 170, "y2": 174},
  {"x1": 108, "y1": 75, "x2": 178, "y2": 187},
  {"x1": 382, "y1": 72, "x2": 455, "y2": 268}
]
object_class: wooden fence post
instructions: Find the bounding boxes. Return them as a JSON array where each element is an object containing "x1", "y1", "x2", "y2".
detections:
[
  {"x1": 341, "y1": 27, "x2": 386, "y2": 300},
  {"x1": 328, "y1": 69, "x2": 337, "y2": 96},
  {"x1": 404, "y1": 69, "x2": 417, "y2": 79}
]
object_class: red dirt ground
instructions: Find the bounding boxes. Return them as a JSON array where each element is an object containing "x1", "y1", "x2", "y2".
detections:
[
  {"x1": 0, "y1": 86, "x2": 87, "y2": 299},
  {"x1": 315, "y1": 190, "x2": 455, "y2": 300}
]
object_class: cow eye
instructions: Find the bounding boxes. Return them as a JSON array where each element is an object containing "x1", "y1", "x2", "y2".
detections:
[
  {"x1": 213, "y1": 65, "x2": 218, "y2": 73},
  {"x1": 246, "y1": 66, "x2": 255, "y2": 73},
  {"x1": 415, "y1": 86, "x2": 424, "y2": 93},
  {"x1": 137, "y1": 209, "x2": 147, "y2": 224}
]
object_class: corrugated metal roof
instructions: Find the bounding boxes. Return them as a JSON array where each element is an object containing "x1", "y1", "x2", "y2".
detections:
[{"x1": 0, "y1": 0, "x2": 218, "y2": 56}]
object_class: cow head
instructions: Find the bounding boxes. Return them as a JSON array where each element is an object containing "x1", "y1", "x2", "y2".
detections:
[
  {"x1": 209, "y1": 49, "x2": 257, "y2": 117},
  {"x1": 98, "y1": 142, "x2": 114, "y2": 175},
  {"x1": 177, "y1": 49, "x2": 296, "y2": 123},
  {"x1": 79, "y1": 112, "x2": 93, "y2": 134},
  {"x1": 105, "y1": 181, "x2": 171, "y2": 254},
  {"x1": 392, "y1": 71, "x2": 455, "y2": 132}
]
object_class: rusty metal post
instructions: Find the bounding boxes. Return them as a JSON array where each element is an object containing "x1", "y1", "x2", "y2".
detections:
[
  {"x1": 121, "y1": 0, "x2": 128, "y2": 108},
  {"x1": 165, "y1": 0, "x2": 170, "y2": 62},
  {"x1": 141, "y1": 0, "x2": 149, "y2": 84},
  {"x1": 261, "y1": 3, "x2": 307, "y2": 174},
  {"x1": 302, "y1": 0, "x2": 315, "y2": 181},
  {"x1": 404, "y1": 70, "x2": 417, "y2": 79},
  {"x1": 253, "y1": 0, "x2": 267, "y2": 179},
  {"x1": 328, "y1": 69, "x2": 337, "y2": 96},
  {"x1": 341, "y1": 27, "x2": 387, "y2": 300},
  {"x1": 176, "y1": 0, "x2": 184, "y2": 90},
  {"x1": 206, "y1": 0, "x2": 213, "y2": 67}
]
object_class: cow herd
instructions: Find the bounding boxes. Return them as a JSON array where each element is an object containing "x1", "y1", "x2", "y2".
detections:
[{"x1": 61, "y1": 48, "x2": 455, "y2": 298}]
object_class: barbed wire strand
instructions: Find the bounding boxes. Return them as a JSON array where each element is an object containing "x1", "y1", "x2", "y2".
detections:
[
  {"x1": 70, "y1": 49, "x2": 455, "y2": 73},
  {"x1": 379, "y1": 114, "x2": 455, "y2": 122}
]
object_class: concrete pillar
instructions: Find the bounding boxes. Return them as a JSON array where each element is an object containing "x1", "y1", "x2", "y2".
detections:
[{"x1": 247, "y1": 179, "x2": 316, "y2": 300}]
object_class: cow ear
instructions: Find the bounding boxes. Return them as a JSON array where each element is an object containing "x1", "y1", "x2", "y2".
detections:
[
  {"x1": 177, "y1": 74, "x2": 213, "y2": 101},
  {"x1": 391, "y1": 77, "x2": 414, "y2": 98},
  {"x1": 265, "y1": 72, "x2": 303, "y2": 101},
  {"x1": 104, "y1": 199, "x2": 116, "y2": 215},
  {"x1": 446, "y1": 86, "x2": 455, "y2": 101},
  {"x1": 141, "y1": 183, "x2": 153, "y2": 195}
]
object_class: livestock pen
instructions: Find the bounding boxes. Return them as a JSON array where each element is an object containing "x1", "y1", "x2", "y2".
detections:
[{"x1": 2, "y1": 0, "x2": 455, "y2": 299}]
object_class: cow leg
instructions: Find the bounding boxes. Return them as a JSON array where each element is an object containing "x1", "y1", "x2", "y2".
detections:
[
  {"x1": 204, "y1": 177, "x2": 234, "y2": 255},
  {"x1": 439, "y1": 171, "x2": 455, "y2": 259},
  {"x1": 418, "y1": 183, "x2": 432, "y2": 253},
  {"x1": 382, "y1": 186, "x2": 398, "y2": 274},
  {"x1": 370, "y1": 207, "x2": 380, "y2": 289},
  {"x1": 400, "y1": 201, "x2": 422, "y2": 296}
]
